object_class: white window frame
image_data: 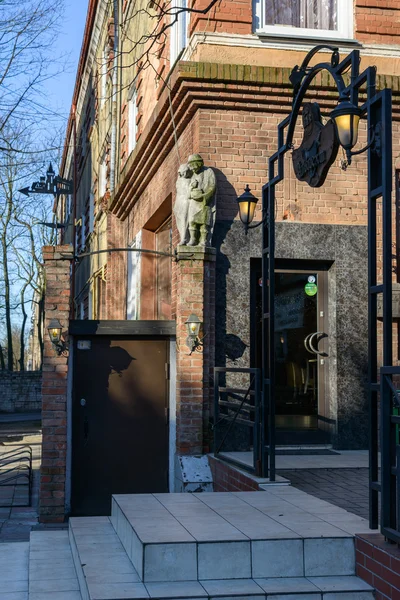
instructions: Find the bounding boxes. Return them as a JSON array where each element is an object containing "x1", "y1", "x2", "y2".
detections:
[
  {"x1": 89, "y1": 191, "x2": 95, "y2": 233},
  {"x1": 81, "y1": 214, "x2": 86, "y2": 251},
  {"x1": 170, "y1": 0, "x2": 189, "y2": 66},
  {"x1": 128, "y1": 89, "x2": 138, "y2": 155},
  {"x1": 99, "y1": 155, "x2": 107, "y2": 199},
  {"x1": 100, "y1": 44, "x2": 108, "y2": 106},
  {"x1": 253, "y1": 0, "x2": 353, "y2": 41},
  {"x1": 127, "y1": 231, "x2": 141, "y2": 320}
]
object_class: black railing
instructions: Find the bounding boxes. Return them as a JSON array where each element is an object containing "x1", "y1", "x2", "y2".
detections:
[
  {"x1": 380, "y1": 367, "x2": 400, "y2": 544},
  {"x1": 213, "y1": 367, "x2": 262, "y2": 475},
  {"x1": 0, "y1": 446, "x2": 32, "y2": 507}
]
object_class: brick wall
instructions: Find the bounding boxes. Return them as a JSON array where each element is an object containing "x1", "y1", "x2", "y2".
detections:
[
  {"x1": 208, "y1": 455, "x2": 260, "y2": 491},
  {"x1": 356, "y1": 534, "x2": 400, "y2": 599},
  {"x1": 175, "y1": 247, "x2": 216, "y2": 455},
  {"x1": 39, "y1": 244, "x2": 73, "y2": 523},
  {"x1": 0, "y1": 372, "x2": 42, "y2": 413}
]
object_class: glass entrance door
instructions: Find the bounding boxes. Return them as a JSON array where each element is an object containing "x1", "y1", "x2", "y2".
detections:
[{"x1": 251, "y1": 261, "x2": 330, "y2": 444}]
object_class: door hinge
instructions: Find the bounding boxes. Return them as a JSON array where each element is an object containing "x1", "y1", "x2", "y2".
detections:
[{"x1": 165, "y1": 363, "x2": 170, "y2": 380}]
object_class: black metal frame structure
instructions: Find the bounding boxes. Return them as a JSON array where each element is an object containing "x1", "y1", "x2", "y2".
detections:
[
  {"x1": 261, "y1": 45, "x2": 395, "y2": 541},
  {"x1": 214, "y1": 367, "x2": 262, "y2": 475},
  {"x1": 380, "y1": 367, "x2": 400, "y2": 543}
]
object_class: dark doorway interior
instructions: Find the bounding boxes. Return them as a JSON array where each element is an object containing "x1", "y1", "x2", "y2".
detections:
[
  {"x1": 71, "y1": 334, "x2": 169, "y2": 516},
  {"x1": 251, "y1": 259, "x2": 331, "y2": 445}
]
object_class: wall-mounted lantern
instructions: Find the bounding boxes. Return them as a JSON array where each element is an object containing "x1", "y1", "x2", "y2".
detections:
[
  {"x1": 185, "y1": 314, "x2": 202, "y2": 354},
  {"x1": 236, "y1": 185, "x2": 259, "y2": 234},
  {"x1": 330, "y1": 98, "x2": 362, "y2": 165},
  {"x1": 47, "y1": 318, "x2": 68, "y2": 356}
]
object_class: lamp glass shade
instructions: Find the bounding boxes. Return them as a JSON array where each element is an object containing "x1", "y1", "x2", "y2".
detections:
[
  {"x1": 330, "y1": 100, "x2": 362, "y2": 150},
  {"x1": 185, "y1": 314, "x2": 201, "y2": 338},
  {"x1": 237, "y1": 185, "x2": 258, "y2": 227},
  {"x1": 334, "y1": 113, "x2": 360, "y2": 149},
  {"x1": 48, "y1": 318, "x2": 62, "y2": 344}
]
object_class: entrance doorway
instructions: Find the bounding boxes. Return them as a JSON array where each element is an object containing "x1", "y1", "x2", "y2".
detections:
[
  {"x1": 251, "y1": 259, "x2": 331, "y2": 445},
  {"x1": 70, "y1": 325, "x2": 171, "y2": 516}
]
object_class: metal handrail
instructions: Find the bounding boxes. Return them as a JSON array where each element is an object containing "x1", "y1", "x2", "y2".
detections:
[
  {"x1": 379, "y1": 367, "x2": 400, "y2": 544},
  {"x1": 0, "y1": 445, "x2": 32, "y2": 507},
  {"x1": 213, "y1": 367, "x2": 262, "y2": 476}
]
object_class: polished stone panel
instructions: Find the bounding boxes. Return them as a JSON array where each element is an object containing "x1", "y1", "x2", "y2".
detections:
[{"x1": 214, "y1": 221, "x2": 369, "y2": 449}]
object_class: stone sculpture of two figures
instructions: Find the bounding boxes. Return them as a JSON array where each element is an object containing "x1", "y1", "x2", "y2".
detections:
[{"x1": 174, "y1": 154, "x2": 217, "y2": 247}]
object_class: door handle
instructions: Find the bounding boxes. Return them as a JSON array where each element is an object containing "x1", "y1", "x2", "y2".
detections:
[
  {"x1": 304, "y1": 333, "x2": 315, "y2": 354},
  {"x1": 309, "y1": 331, "x2": 328, "y2": 356}
]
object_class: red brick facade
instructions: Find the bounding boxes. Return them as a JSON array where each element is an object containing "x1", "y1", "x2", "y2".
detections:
[
  {"x1": 175, "y1": 247, "x2": 216, "y2": 455},
  {"x1": 356, "y1": 534, "x2": 400, "y2": 599},
  {"x1": 208, "y1": 456, "x2": 261, "y2": 492},
  {"x1": 39, "y1": 245, "x2": 73, "y2": 523}
]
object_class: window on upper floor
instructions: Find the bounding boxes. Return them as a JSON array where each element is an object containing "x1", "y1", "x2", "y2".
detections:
[
  {"x1": 100, "y1": 44, "x2": 108, "y2": 107},
  {"x1": 89, "y1": 191, "x2": 95, "y2": 234},
  {"x1": 170, "y1": 0, "x2": 189, "y2": 66},
  {"x1": 253, "y1": 0, "x2": 353, "y2": 40},
  {"x1": 99, "y1": 155, "x2": 107, "y2": 199},
  {"x1": 128, "y1": 88, "x2": 138, "y2": 155}
]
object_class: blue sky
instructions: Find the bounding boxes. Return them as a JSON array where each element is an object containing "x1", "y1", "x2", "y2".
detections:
[{"x1": 45, "y1": 0, "x2": 89, "y2": 126}]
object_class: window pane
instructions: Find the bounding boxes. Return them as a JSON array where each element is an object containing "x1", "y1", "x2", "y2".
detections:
[{"x1": 265, "y1": 0, "x2": 337, "y2": 30}]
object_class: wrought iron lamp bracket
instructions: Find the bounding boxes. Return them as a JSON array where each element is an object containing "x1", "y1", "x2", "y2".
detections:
[{"x1": 289, "y1": 45, "x2": 340, "y2": 97}]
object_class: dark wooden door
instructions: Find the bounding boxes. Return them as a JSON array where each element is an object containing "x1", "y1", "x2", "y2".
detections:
[{"x1": 71, "y1": 336, "x2": 169, "y2": 516}]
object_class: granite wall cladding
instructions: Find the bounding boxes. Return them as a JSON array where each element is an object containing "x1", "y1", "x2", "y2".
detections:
[{"x1": 214, "y1": 221, "x2": 369, "y2": 450}]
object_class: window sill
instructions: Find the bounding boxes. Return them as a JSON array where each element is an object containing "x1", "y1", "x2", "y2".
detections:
[{"x1": 255, "y1": 31, "x2": 361, "y2": 48}]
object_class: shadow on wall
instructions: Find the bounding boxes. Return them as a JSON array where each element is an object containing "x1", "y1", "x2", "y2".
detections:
[{"x1": 213, "y1": 168, "x2": 250, "y2": 374}]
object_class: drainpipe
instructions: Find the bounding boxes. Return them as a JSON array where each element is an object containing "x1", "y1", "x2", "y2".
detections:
[
  {"x1": 71, "y1": 103, "x2": 77, "y2": 319},
  {"x1": 109, "y1": 0, "x2": 119, "y2": 193}
]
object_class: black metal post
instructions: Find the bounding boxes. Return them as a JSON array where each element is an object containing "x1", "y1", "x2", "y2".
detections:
[{"x1": 260, "y1": 46, "x2": 396, "y2": 543}]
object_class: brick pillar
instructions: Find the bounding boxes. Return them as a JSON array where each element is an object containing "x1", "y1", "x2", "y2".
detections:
[
  {"x1": 39, "y1": 244, "x2": 73, "y2": 523},
  {"x1": 175, "y1": 246, "x2": 216, "y2": 455}
]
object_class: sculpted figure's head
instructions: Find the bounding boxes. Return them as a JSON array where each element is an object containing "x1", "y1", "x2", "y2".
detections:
[
  {"x1": 188, "y1": 153, "x2": 204, "y2": 174},
  {"x1": 178, "y1": 164, "x2": 192, "y2": 179}
]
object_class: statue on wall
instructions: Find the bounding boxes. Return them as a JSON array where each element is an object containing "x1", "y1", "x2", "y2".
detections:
[
  {"x1": 173, "y1": 154, "x2": 217, "y2": 248},
  {"x1": 174, "y1": 163, "x2": 193, "y2": 245}
]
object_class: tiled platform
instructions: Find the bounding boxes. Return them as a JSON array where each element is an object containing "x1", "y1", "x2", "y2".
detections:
[
  {"x1": 0, "y1": 490, "x2": 376, "y2": 600},
  {"x1": 66, "y1": 491, "x2": 375, "y2": 599}
]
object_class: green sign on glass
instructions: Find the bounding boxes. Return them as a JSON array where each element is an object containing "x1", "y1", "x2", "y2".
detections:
[{"x1": 305, "y1": 282, "x2": 318, "y2": 296}]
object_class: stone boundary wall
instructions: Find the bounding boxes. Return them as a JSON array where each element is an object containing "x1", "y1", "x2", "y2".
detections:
[
  {"x1": 356, "y1": 533, "x2": 400, "y2": 599},
  {"x1": 0, "y1": 372, "x2": 42, "y2": 413}
]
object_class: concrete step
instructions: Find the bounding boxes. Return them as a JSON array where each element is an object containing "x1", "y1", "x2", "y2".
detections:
[
  {"x1": 68, "y1": 517, "x2": 375, "y2": 599},
  {"x1": 109, "y1": 492, "x2": 360, "y2": 582},
  {"x1": 69, "y1": 516, "x2": 146, "y2": 600},
  {"x1": 28, "y1": 530, "x2": 82, "y2": 600}
]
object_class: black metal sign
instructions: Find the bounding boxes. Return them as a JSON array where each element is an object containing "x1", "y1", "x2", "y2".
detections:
[
  {"x1": 19, "y1": 163, "x2": 73, "y2": 197},
  {"x1": 292, "y1": 103, "x2": 339, "y2": 188}
]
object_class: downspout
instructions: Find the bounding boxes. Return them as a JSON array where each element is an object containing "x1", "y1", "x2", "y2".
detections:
[
  {"x1": 71, "y1": 103, "x2": 77, "y2": 319},
  {"x1": 110, "y1": 0, "x2": 119, "y2": 193}
]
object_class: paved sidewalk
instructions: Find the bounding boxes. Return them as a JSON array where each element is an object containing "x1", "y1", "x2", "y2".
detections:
[{"x1": 277, "y1": 468, "x2": 370, "y2": 520}]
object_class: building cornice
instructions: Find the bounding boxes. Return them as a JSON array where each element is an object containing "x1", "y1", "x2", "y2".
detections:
[
  {"x1": 110, "y1": 60, "x2": 400, "y2": 220},
  {"x1": 60, "y1": 0, "x2": 99, "y2": 174}
]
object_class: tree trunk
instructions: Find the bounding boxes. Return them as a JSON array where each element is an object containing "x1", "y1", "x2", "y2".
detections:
[
  {"x1": 38, "y1": 294, "x2": 44, "y2": 369},
  {"x1": 0, "y1": 344, "x2": 5, "y2": 370},
  {"x1": 1, "y1": 231, "x2": 13, "y2": 370},
  {"x1": 19, "y1": 285, "x2": 28, "y2": 371}
]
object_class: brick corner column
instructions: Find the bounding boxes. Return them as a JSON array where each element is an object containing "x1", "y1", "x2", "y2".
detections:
[
  {"x1": 175, "y1": 245, "x2": 216, "y2": 457},
  {"x1": 39, "y1": 244, "x2": 73, "y2": 523}
]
